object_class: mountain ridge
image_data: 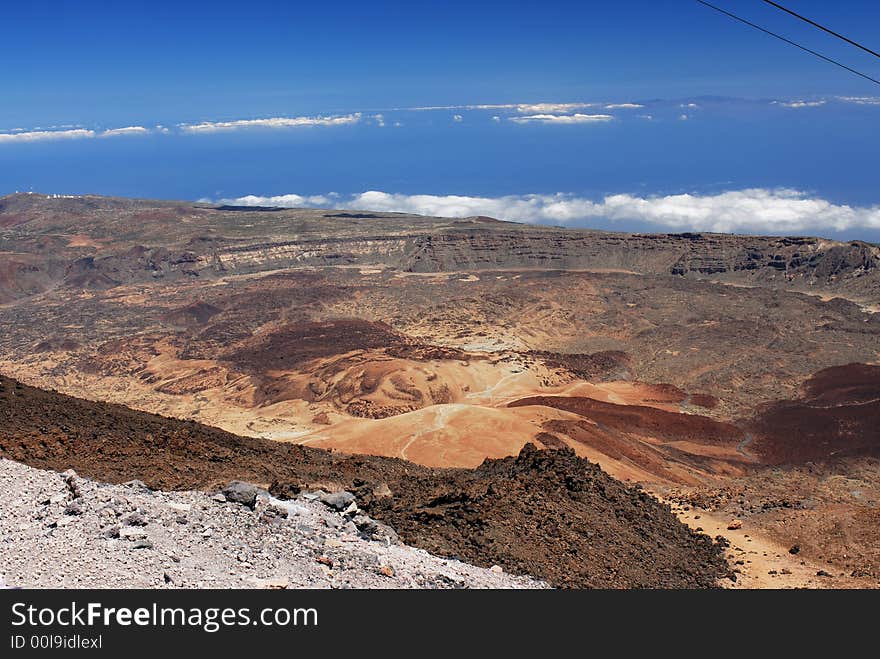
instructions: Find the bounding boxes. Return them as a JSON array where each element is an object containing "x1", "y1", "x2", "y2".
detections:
[{"x1": 2, "y1": 192, "x2": 877, "y2": 305}]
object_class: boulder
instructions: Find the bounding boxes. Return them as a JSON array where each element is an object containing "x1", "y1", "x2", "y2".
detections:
[
  {"x1": 101, "y1": 525, "x2": 121, "y2": 539},
  {"x1": 222, "y1": 481, "x2": 259, "y2": 509},
  {"x1": 319, "y1": 490, "x2": 356, "y2": 511},
  {"x1": 123, "y1": 480, "x2": 152, "y2": 493},
  {"x1": 64, "y1": 500, "x2": 84, "y2": 516},
  {"x1": 122, "y1": 511, "x2": 147, "y2": 526}
]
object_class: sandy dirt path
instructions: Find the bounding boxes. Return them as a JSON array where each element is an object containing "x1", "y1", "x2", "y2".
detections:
[{"x1": 665, "y1": 502, "x2": 867, "y2": 588}]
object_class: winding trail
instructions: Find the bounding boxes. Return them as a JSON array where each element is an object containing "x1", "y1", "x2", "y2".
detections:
[
  {"x1": 399, "y1": 404, "x2": 457, "y2": 461},
  {"x1": 736, "y1": 431, "x2": 757, "y2": 461}
]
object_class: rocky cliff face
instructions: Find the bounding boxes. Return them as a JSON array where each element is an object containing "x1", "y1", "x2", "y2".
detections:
[
  {"x1": 60, "y1": 228, "x2": 880, "y2": 290},
  {"x1": 667, "y1": 235, "x2": 877, "y2": 279},
  {"x1": 216, "y1": 236, "x2": 413, "y2": 271},
  {"x1": 401, "y1": 229, "x2": 879, "y2": 295}
]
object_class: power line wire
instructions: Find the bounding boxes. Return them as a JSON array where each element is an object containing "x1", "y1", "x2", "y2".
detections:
[
  {"x1": 761, "y1": 0, "x2": 880, "y2": 60},
  {"x1": 696, "y1": 0, "x2": 880, "y2": 86}
]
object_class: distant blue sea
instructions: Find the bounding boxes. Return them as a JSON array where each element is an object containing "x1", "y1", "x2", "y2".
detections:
[{"x1": 1, "y1": 98, "x2": 878, "y2": 241}]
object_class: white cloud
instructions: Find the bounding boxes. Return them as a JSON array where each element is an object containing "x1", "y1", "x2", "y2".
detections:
[
  {"x1": 605, "y1": 103, "x2": 644, "y2": 109},
  {"x1": 774, "y1": 100, "x2": 826, "y2": 108},
  {"x1": 491, "y1": 115, "x2": 501, "y2": 122},
  {"x1": 509, "y1": 113, "x2": 614, "y2": 125},
  {"x1": 468, "y1": 104, "x2": 518, "y2": 111},
  {"x1": 406, "y1": 105, "x2": 456, "y2": 111},
  {"x1": 407, "y1": 105, "x2": 471, "y2": 111},
  {"x1": 180, "y1": 113, "x2": 361, "y2": 133},
  {"x1": 0, "y1": 124, "x2": 152, "y2": 144},
  {"x1": 452, "y1": 114, "x2": 463, "y2": 122},
  {"x1": 406, "y1": 102, "x2": 600, "y2": 113},
  {"x1": 215, "y1": 188, "x2": 880, "y2": 235},
  {"x1": 514, "y1": 102, "x2": 595, "y2": 114},
  {"x1": 680, "y1": 103, "x2": 699, "y2": 108},
  {"x1": 638, "y1": 114, "x2": 653, "y2": 120},
  {"x1": 213, "y1": 193, "x2": 336, "y2": 207},
  {"x1": 837, "y1": 96, "x2": 880, "y2": 105},
  {"x1": 407, "y1": 103, "x2": 515, "y2": 111},
  {"x1": 0, "y1": 128, "x2": 96, "y2": 144},
  {"x1": 31, "y1": 124, "x2": 82, "y2": 130},
  {"x1": 99, "y1": 126, "x2": 150, "y2": 138},
  {"x1": 588, "y1": 189, "x2": 880, "y2": 233},
  {"x1": 678, "y1": 114, "x2": 689, "y2": 121},
  {"x1": 372, "y1": 114, "x2": 386, "y2": 127}
]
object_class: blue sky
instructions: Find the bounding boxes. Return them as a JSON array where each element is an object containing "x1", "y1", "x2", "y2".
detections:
[{"x1": 2, "y1": 1, "x2": 880, "y2": 239}]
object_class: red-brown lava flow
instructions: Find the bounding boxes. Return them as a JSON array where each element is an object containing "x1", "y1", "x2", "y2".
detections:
[
  {"x1": 509, "y1": 395, "x2": 743, "y2": 444},
  {"x1": 223, "y1": 319, "x2": 408, "y2": 371},
  {"x1": 748, "y1": 363, "x2": 880, "y2": 464}
]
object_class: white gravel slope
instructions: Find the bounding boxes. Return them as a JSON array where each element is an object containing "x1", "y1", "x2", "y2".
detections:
[{"x1": 0, "y1": 458, "x2": 544, "y2": 589}]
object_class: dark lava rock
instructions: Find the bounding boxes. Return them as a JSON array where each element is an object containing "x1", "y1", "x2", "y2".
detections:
[
  {"x1": 123, "y1": 480, "x2": 152, "y2": 493},
  {"x1": 63, "y1": 500, "x2": 83, "y2": 516},
  {"x1": 222, "y1": 481, "x2": 259, "y2": 509},
  {"x1": 259, "y1": 504, "x2": 288, "y2": 525},
  {"x1": 268, "y1": 480, "x2": 300, "y2": 499},
  {"x1": 63, "y1": 470, "x2": 82, "y2": 499},
  {"x1": 101, "y1": 525, "x2": 120, "y2": 539},
  {"x1": 352, "y1": 514, "x2": 378, "y2": 537},
  {"x1": 122, "y1": 511, "x2": 147, "y2": 526},
  {"x1": 351, "y1": 513, "x2": 398, "y2": 543},
  {"x1": 363, "y1": 444, "x2": 729, "y2": 589},
  {"x1": 319, "y1": 490, "x2": 356, "y2": 511}
]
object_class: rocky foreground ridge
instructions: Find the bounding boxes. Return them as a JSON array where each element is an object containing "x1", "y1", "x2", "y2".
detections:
[{"x1": 0, "y1": 458, "x2": 542, "y2": 589}]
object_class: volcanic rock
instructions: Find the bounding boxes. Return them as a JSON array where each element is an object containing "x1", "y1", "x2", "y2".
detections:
[{"x1": 222, "y1": 481, "x2": 259, "y2": 509}]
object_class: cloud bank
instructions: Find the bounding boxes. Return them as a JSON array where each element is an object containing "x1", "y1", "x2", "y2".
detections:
[
  {"x1": 408, "y1": 102, "x2": 623, "y2": 114},
  {"x1": 775, "y1": 100, "x2": 826, "y2": 108},
  {"x1": 839, "y1": 96, "x2": 880, "y2": 106},
  {"x1": 216, "y1": 189, "x2": 880, "y2": 235},
  {"x1": 179, "y1": 113, "x2": 361, "y2": 133},
  {"x1": 1, "y1": 112, "x2": 362, "y2": 145},
  {"x1": 509, "y1": 113, "x2": 614, "y2": 124},
  {"x1": 224, "y1": 193, "x2": 338, "y2": 207},
  {"x1": 0, "y1": 125, "x2": 152, "y2": 144},
  {"x1": 515, "y1": 103, "x2": 596, "y2": 113},
  {"x1": 0, "y1": 128, "x2": 96, "y2": 143},
  {"x1": 99, "y1": 126, "x2": 151, "y2": 138}
]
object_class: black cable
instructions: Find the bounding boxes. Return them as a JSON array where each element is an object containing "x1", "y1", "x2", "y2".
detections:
[
  {"x1": 761, "y1": 0, "x2": 880, "y2": 60},
  {"x1": 696, "y1": 0, "x2": 880, "y2": 86}
]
